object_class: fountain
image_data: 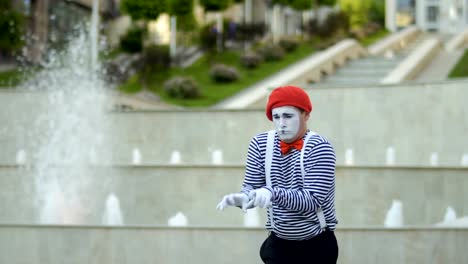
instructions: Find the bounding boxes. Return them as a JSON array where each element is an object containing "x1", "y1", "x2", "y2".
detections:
[
  {"x1": 168, "y1": 212, "x2": 188, "y2": 226},
  {"x1": 385, "y1": 147, "x2": 395, "y2": 166},
  {"x1": 132, "y1": 148, "x2": 142, "y2": 165},
  {"x1": 102, "y1": 193, "x2": 124, "y2": 225},
  {"x1": 384, "y1": 200, "x2": 403, "y2": 227},
  {"x1": 430, "y1": 152, "x2": 438, "y2": 166},
  {"x1": 461, "y1": 154, "x2": 468, "y2": 166},
  {"x1": 170, "y1": 150, "x2": 182, "y2": 164},
  {"x1": 211, "y1": 149, "x2": 223, "y2": 165},
  {"x1": 243, "y1": 207, "x2": 261, "y2": 227},
  {"x1": 344, "y1": 148, "x2": 354, "y2": 165},
  {"x1": 16, "y1": 149, "x2": 27, "y2": 165},
  {"x1": 21, "y1": 0, "x2": 113, "y2": 224}
]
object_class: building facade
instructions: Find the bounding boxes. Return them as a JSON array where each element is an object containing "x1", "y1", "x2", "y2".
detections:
[{"x1": 386, "y1": 0, "x2": 468, "y2": 33}]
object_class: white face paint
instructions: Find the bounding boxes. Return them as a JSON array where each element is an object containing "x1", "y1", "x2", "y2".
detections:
[{"x1": 272, "y1": 106, "x2": 303, "y2": 142}]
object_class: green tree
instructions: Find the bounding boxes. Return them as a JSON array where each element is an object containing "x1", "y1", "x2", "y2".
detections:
[
  {"x1": 0, "y1": 2, "x2": 25, "y2": 55},
  {"x1": 338, "y1": 0, "x2": 372, "y2": 28},
  {"x1": 199, "y1": 0, "x2": 232, "y2": 52},
  {"x1": 168, "y1": 0, "x2": 196, "y2": 31},
  {"x1": 199, "y1": 0, "x2": 230, "y2": 11},
  {"x1": 121, "y1": 0, "x2": 167, "y2": 21}
]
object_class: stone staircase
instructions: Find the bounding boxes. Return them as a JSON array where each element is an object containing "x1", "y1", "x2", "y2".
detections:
[{"x1": 311, "y1": 33, "x2": 434, "y2": 87}]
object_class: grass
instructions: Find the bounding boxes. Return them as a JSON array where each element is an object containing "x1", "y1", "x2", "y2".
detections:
[
  {"x1": 119, "y1": 42, "x2": 316, "y2": 107},
  {"x1": 0, "y1": 69, "x2": 25, "y2": 87},
  {"x1": 448, "y1": 49, "x2": 468, "y2": 78},
  {"x1": 359, "y1": 29, "x2": 390, "y2": 47}
]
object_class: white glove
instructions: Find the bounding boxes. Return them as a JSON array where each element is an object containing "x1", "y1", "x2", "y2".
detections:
[
  {"x1": 247, "y1": 188, "x2": 273, "y2": 209},
  {"x1": 216, "y1": 193, "x2": 250, "y2": 212}
]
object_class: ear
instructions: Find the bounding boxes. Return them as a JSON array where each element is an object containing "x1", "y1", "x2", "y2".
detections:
[{"x1": 303, "y1": 111, "x2": 310, "y2": 121}]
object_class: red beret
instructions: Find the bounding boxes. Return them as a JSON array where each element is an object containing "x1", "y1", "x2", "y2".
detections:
[{"x1": 265, "y1": 85, "x2": 312, "y2": 121}]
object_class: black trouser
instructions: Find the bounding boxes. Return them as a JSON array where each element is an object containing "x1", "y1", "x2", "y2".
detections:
[{"x1": 259, "y1": 229, "x2": 338, "y2": 264}]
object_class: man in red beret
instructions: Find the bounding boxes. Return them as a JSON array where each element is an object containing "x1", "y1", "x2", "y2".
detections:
[{"x1": 217, "y1": 85, "x2": 338, "y2": 263}]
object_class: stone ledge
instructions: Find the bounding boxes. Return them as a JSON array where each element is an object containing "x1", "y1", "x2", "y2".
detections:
[
  {"x1": 381, "y1": 38, "x2": 442, "y2": 84},
  {"x1": 368, "y1": 26, "x2": 421, "y2": 56}
]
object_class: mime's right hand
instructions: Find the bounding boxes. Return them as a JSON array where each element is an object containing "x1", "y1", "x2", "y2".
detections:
[{"x1": 216, "y1": 193, "x2": 250, "y2": 212}]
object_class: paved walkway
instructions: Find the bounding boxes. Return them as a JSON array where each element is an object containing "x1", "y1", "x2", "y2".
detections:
[{"x1": 414, "y1": 46, "x2": 466, "y2": 82}]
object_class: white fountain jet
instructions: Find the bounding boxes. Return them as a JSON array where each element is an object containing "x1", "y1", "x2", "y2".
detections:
[
  {"x1": 243, "y1": 207, "x2": 261, "y2": 227},
  {"x1": 384, "y1": 199, "x2": 403, "y2": 227},
  {"x1": 132, "y1": 148, "x2": 142, "y2": 165},
  {"x1": 16, "y1": 149, "x2": 27, "y2": 165},
  {"x1": 344, "y1": 148, "x2": 354, "y2": 166},
  {"x1": 212, "y1": 149, "x2": 223, "y2": 165},
  {"x1": 168, "y1": 212, "x2": 188, "y2": 226},
  {"x1": 170, "y1": 150, "x2": 181, "y2": 164},
  {"x1": 102, "y1": 193, "x2": 124, "y2": 225},
  {"x1": 461, "y1": 154, "x2": 468, "y2": 166},
  {"x1": 430, "y1": 152, "x2": 439, "y2": 166},
  {"x1": 386, "y1": 147, "x2": 395, "y2": 166}
]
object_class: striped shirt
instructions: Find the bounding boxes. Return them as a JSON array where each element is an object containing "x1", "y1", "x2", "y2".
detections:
[{"x1": 241, "y1": 130, "x2": 337, "y2": 240}]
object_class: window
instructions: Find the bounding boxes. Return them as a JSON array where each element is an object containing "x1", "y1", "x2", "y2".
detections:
[{"x1": 427, "y1": 6, "x2": 440, "y2": 22}]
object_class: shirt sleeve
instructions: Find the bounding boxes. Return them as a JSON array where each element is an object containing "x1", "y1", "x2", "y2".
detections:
[
  {"x1": 241, "y1": 136, "x2": 266, "y2": 195},
  {"x1": 272, "y1": 142, "x2": 336, "y2": 213}
]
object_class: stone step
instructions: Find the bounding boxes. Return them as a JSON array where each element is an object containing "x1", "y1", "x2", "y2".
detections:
[
  {"x1": 1, "y1": 164, "x2": 467, "y2": 226},
  {"x1": 1, "y1": 80, "x2": 468, "y2": 166},
  {"x1": 1, "y1": 225, "x2": 467, "y2": 264}
]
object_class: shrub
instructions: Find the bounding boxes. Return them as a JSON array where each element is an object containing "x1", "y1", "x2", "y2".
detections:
[
  {"x1": 209, "y1": 64, "x2": 240, "y2": 83},
  {"x1": 142, "y1": 44, "x2": 171, "y2": 70},
  {"x1": 258, "y1": 44, "x2": 285, "y2": 61},
  {"x1": 199, "y1": 23, "x2": 219, "y2": 51},
  {"x1": 120, "y1": 27, "x2": 144, "y2": 53},
  {"x1": 163, "y1": 76, "x2": 201, "y2": 99},
  {"x1": 240, "y1": 52, "x2": 263, "y2": 69},
  {"x1": 237, "y1": 22, "x2": 266, "y2": 42},
  {"x1": 279, "y1": 37, "x2": 299, "y2": 52}
]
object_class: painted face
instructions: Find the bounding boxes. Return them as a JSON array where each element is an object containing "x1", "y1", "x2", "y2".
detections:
[{"x1": 272, "y1": 106, "x2": 305, "y2": 142}]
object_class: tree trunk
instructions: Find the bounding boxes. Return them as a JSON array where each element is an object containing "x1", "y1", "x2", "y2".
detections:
[{"x1": 28, "y1": 0, "x2": 49, "y2": 64}]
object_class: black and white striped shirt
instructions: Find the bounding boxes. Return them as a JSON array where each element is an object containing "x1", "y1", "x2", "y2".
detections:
[{"x1": 241, "y1": 130, "x2": 337, "y2": 240}]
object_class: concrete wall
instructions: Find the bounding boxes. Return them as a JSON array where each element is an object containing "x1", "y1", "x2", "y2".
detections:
[
  {"x1": 0, "y1": 224, "x2": 467, "y2": 264},
  {"x1": 1, "y1": 165, "x2": 467, "y2": 226},
  {"x1": 2, "y1": 79, "x2": 467, "y2": 166}
]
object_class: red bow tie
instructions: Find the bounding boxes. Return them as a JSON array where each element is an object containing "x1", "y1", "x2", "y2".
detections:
[{"x1": 280, "y1": 139, "x2": 304, "y2": 155}]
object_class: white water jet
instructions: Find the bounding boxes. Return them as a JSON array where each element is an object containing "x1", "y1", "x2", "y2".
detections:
[
  {"x1": 430, "y1": 152, "x2": 438, "y2": 166},
  {"x1": 102, "y1": 193, "x2": 124, "y2": 225},
  {"x1": 243, "y1": 207, "x2": 261, "y2": 227},
  {"x1": 384, "y1": 200, "x2": 403, "y2": 227},
  {"x1": 132, "y1": 148, "x2": 142, "y2": 165},
  {"x1": 212, "y1": 149, "x2": 223, "y2": 165},
  {"x1": 23, "y1": 3, "x2": 112, "y2": 224},
  {"x1": 461, "y1": 154, "x2": 468, "y2": 166},
  {"x1": 442, "y1": 206, "x2": 457, "y2": 223},
  {"x1": 168, "y1": 212, "x2": 188, "y2": 226},
  {"x1": 16, "y1": 149, "x2": 27, "y2": 165},
  {"x1": 40, "y1": 187, "x2": 86, "y2": 224},
  {"x1": 170, "y1": 150, "x2": 181, "y2": 164},
  {"x1": 344, "y1": 148, "x2": 354, "y2": 165},
  {"x1": 385, "y1": 147, "x2": 395, "y2": 166}
]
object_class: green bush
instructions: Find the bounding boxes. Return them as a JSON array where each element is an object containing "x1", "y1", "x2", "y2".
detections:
[
  {"x1": 143, "y1": 44, "x2": 171, "y2": 70},
  {"x1": 240, "y1": 52, "x2": 263, "y2": 69},
  {"x1": 120, "y1": 27, "x2": 144, "y2": 53},
  {"x1": 237, "y1": 22, "x2": 266, "y2": 41},
  {"x1": 164, "y1": 76, "x2": 201, "y2": 99},
  {"x1": 258, "y1": 44, "x2": 285, "y2": 61},
  {"x1": 209, "y1": 64, "x2": 240, "y2": 83},
  {"x1": 199, "y1": 23, "x2": 219, "y2": 51}
]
